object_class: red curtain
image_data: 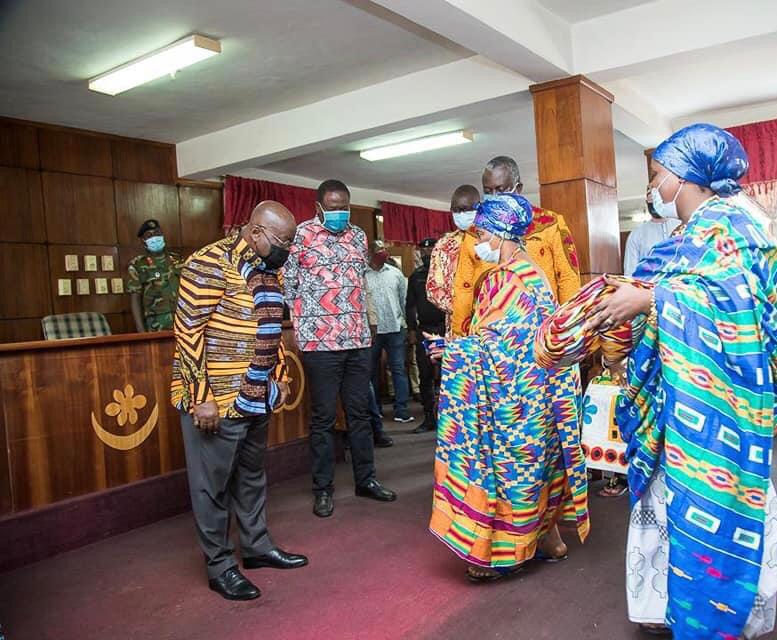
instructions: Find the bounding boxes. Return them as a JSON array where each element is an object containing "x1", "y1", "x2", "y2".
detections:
[
  {"x1": 727, "y1": 118, "x2": 777, "y2": 185},
  {"x1": 727, "y1": 118, "x2": 777, "y2": 215},
  {"x1": 223, "y1": 175, "x2": 317, "y2": 230},
  {"x1": 382, "y1": 201, "x2": 453, "y2": 244}
]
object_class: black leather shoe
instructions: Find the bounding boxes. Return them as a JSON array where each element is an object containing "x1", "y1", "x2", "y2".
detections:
[
  {"x1": 208, "y1": 567, "x2": 260, "y2": 601},
  {"x1": 413, "y1": 413, "x2": 436, "y2": 434},
  {"x1": 313, "y1": 493, "x2": 334, "y2": 518},
  {"x1": 355, "y1": 479, "x2": 397, "y2": 502},
  {"x1": 244, "y1": 548, "x2": 309, "y2": 570},
  {"x1": 374, "y1": 434, "x2": 394, "y2": 448}
]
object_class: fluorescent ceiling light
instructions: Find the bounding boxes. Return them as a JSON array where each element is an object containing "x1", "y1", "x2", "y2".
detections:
[
  {"x1": 89, "y1": 34, "x2": 221, "y2": 96},
  {"x1": 360, "y1": 130, "x2": 473, "y2": 161}
]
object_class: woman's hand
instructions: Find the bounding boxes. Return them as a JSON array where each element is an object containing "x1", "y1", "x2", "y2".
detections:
[
  {"x1": 584, "y1": 277, "x2": 653, "y2": 333},
  {"x1": 422, "y1": 331, "x2": 446, "y2": 361}
]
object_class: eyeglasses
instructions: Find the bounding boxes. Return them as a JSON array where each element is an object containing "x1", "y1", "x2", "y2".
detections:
[{"x1": 256, "y1": 225, "x2": 293, "y2": 249}]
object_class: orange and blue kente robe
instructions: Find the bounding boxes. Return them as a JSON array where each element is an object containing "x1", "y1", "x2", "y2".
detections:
[{"x1": 429, "y1": 256, "x2": 589, "y2": 568}]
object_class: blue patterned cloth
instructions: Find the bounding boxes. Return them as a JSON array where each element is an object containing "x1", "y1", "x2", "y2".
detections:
[
  {"x1": 654, "y1": 123, "x2": 749, "y2": 196},
  {"x1": 617, "y1": 196, "x2": 777, "y2": 639},
  {"x1": 474, "y1": 193, "x2": 534, "y2": 241}
]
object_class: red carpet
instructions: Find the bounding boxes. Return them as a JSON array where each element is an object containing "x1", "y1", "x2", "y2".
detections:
[{"x1": 0, "y1": 415, "x2": 645, "y2": 639}]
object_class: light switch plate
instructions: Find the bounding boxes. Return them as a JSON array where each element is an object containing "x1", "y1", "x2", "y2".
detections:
[
  {"x1": 95, "y1": 278, "x2": 109, "y2": 294},
  {"x1": 83, "y1": 255, "x2": 98, "y2": 272},
  {"x1": 64, "y1": 255, "x2": 79, "y2": 272},
  {"x1": 57, "y1": 279, "x2": 72, "y2": 296},
  {"x1": 101, "y1": 255, "x2": 115, "y2": 271},
  {"x1": 111, "y1": 278, "x2": 124, "y2": 294},
  {"x1": 76, "y1": 278, "x2": 90, "y2": 295}
]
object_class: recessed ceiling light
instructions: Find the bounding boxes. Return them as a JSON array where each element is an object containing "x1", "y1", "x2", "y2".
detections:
[
  {"x1": 360, "y1": 130, "x2": 473, "y2": 161},
  {"x1": 89, "y1": 34, "x2": 221, "y2": 96}
]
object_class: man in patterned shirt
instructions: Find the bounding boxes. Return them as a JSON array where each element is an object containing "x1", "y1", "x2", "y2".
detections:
[
  {"x1": 172, "y1": 201, "x2": 307, "y2": 601},
  {"x1": 283, "y1": 179, "x2": 397, "y2": 518},
  {"x1": 426, "y1": 185, "x2": 480, "y2": 337}
]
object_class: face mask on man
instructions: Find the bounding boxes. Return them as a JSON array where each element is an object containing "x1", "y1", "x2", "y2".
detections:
[
  {"x1": 373, "y1": 250, "x2": 389, "y2": 267},
  {"x1": 145, "y1": 235, "x2": 165, "y2": 253},
  {"x1": 474, "y1": 236, "x2": 503, "y2": 263},
  {"x1": 262, "y1": 244, "x2": 290, "y2": 270},
  {"x1": 319, "y1": 205, "x2": 350, "y2": 233},
  {"x1": 452, "y1": 210, "x2": 477, "y2": 231},
  {"x1": 651, "y1": 174, "x2": 683, "y2": 220}
]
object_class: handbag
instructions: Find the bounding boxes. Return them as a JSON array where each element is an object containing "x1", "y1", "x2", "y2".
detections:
[{"x1": 580, "y1": 371, "x2": 628, "y2": 474}]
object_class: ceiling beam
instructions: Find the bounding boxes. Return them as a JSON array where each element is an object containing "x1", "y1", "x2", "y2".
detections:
[
  {"x1": 176, "y1": 56, "x2": 531, "y2": 178},
  {"x1": 366, "y1": 0, "x2": 573, "y2": 80},
  {"x1": 574, "y1": 0, "x2": 777, "y2": 80},
  {"x1": 604, "y1": 79, "x2": 673, "y2": 149}
]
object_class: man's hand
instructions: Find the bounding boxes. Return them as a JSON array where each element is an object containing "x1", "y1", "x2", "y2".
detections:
[
  {"x1": 407, "y1": 330, "x2": 417, "y2": 346},
  {"x1": 422, "y1": 331, "x2": 446, "y2": 361},
  {"x1": 275, "y1": 380, "x2": 291, "y2": 409},
  {"x1": 193, "y1": 400, "x2": 220, "y2": 433},
  {"x1": 370, "y1": 324, "x2": 377, "y2": 339}
]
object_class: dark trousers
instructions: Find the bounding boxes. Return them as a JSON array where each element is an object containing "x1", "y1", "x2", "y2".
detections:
[
  {"x1": 416, "y1": 323, "x2": 444, "y2": 415},
  {"x1": 371, "y1": 329, "x2": 410, "y2": 415},
  {"x1": 303, "y1": 348, "x2": 376, "y2": 496},
  {"x1": 180, "y1": 412, "x2": 274, "y2": 579}
]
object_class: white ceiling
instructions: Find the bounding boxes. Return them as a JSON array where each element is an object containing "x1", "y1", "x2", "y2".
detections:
[
  {"x1": 252, "y1": 95, "x2": 648, "y2": 211},
  {"x1": 0, "y1": 0, "x2": 467, "y2": 142},
  {"x1": 540, "y1": 0, "x2": 656, "y2": 23},
  {"x1": 616, "y1": 32, "x2": 777, "y2": 122}
]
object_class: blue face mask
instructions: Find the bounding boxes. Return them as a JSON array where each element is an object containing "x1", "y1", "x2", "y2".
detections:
[
  {"x1": 321, "y1": 209, "x2": 350, "y2": 233},
  {"x1": 145, "y1": 235, "x2": 165, "y2": 253}
]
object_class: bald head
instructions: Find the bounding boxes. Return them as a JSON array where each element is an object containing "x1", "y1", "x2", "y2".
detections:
[
  {"x1": 450, "y1": 184, "x2": 480, "y2": 212},
  {"x1": 242, "y1": 200, "x2": 297, "y2": 268}
]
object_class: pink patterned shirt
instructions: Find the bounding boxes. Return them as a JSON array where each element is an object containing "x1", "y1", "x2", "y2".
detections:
[{"x1": 282, "y1": 219, "x2": 371, "y2": 352}]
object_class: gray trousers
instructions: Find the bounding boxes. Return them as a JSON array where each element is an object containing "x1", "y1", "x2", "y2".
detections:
[{"x1": 181, "y1": 412, "x2": 274, "y2": 579}]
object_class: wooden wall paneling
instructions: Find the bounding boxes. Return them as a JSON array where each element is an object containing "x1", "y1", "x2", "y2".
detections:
[
  {"x1": 38, "y1": 128, "x2": 113, "y2": 177},
  {"x1": 268, "y1": 328, "x2": 310, "y2": 446},
  {"x1": 350, "y1": 205, "x2": 377, "y2": 247},
  {"x1": 48, "y1": 245, "x2": 126, "y2": 315},
  {"x1": 115, "y1": 181, "x2": 180, "y2": 246},
  {"x1": 179, "y1": 186, "x2": 224, "y2": 248},
  {"x1": 0, "y1": 397, "x2": 11, "y2": 514},
  {"x1": 0, "y1": 167, "x2": 46, "y2": 243},
  {"x1": 42, "y1": 172, "x2": 117, "y2": 245},
  {"x1": 0, "y1": 120, "x2": 39, "y2": 169},
  {"x1": 620, "y1": 231, "x2": 631, "y2": 272},
  {"x1": 112, "y1": 139, "x2": 176, "y2": 185},
  {"x1": 0, "y1": 319, "x2": 45, "y2": 343},
  {"x1": 0, "y1": 243, "x2": 52, "y2": 318},
  {"x1": 97, "y1": 343, "x2": 164, "y2": 488},
  {"x1": 149, "y1": 340, "x2": 185, "y2": 473},
  {"x1": 104, "y1": 313, "x2": 130, "y2": 335}
]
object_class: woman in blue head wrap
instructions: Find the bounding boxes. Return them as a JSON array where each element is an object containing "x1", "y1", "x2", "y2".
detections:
[
  {"x1": 426, "y1": 193, "x2": 589, "y2": 582},
  {"x1": 585, "y1": 124, "x2": 777, "y2": 638}
]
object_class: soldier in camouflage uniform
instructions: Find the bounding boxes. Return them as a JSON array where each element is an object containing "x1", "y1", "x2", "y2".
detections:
[{"x1": 128, "y1": 219, "x2": 184, "y2": 332}]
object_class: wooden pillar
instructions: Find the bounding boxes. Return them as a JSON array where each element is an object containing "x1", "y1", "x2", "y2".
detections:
[{"x1": 530, "y1": 75, "x2": 621, "y2": 279}]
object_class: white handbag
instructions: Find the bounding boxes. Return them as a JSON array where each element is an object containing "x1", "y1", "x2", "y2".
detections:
[{"x1": 580, "y1": 375, "x2": 628, "y2": 474}]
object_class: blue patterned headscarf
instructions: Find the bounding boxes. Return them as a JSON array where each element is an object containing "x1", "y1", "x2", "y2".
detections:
[
  {"x1": 654, "y1": 123, "x2": 749, "y2": 196},
  {"x1": 473, "y1": 193, "x2": 534, "y2": 241}
]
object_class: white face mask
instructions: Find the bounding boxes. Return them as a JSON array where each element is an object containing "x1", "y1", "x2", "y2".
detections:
[
  {"x1": 452, "y1": 210, "x2": 477, "y2": 231},
  {"x1": 475, "y1": 235, "x2": 503, "y2": 263},
  {"x1": 651, "y1": 174, "x2": 683, "y2": 220}
]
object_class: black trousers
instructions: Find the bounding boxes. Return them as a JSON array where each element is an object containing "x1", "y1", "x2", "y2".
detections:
[
  {"x1": 416, "y1": 323, "x2": 444, "y2": 415},
  {"x1": 180, "y1": 412, "x2": 274, "y2": 579},
  {"x1": 303, "y1": 348, "x2": 376, "y2": 496}
]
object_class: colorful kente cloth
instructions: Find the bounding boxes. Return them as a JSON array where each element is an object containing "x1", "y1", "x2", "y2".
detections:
[
  {"x1": 617, "y1": 196, "x2": 777, "y2": 639},
  {"x1": 429, "y1": 256, "x2": 589, "y2": 568},
  {"x1": 534, "y1": 275, "x2": 652, "y2": 369}
]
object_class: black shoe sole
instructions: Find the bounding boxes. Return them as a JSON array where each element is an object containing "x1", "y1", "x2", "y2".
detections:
[
  {"x1": 243, "y1": 559, "x2": 309, "y2": 570},
  {"x1": 208, "y1": 585, "x2": 261, "y2": 600},
  {"x1": 354, "y1": 490, "x2": 398, "y2": 502}
]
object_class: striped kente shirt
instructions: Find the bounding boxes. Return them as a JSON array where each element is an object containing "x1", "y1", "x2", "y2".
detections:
[{"x1": 171, "y1": 234, "x2": 288, "y2": 418}]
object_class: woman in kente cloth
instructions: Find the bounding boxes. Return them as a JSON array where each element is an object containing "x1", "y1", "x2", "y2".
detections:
[
  {"x1": 427, "y1": 193, "x2": 589, "y2": 582},
  {"x1": 579, "y1": 124, "x2": 777, "y2": 639}
]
